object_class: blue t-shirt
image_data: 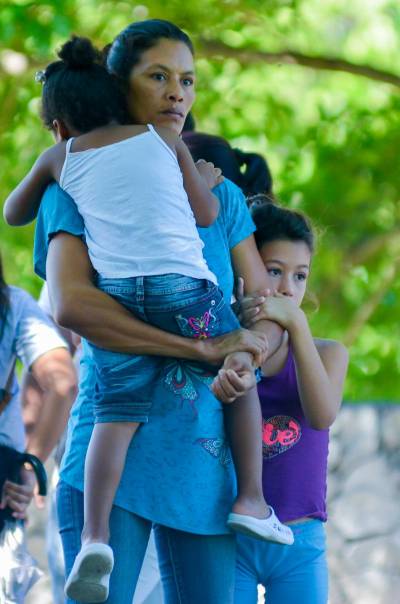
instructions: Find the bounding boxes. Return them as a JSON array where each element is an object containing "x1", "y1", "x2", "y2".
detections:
[{"x1": 34, "y1": 179, "x2": 255, "y2": 534}]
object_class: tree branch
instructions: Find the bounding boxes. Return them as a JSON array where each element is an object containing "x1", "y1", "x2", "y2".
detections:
[
  {"x1": 347, "y1": 230, "x2": 400, "y2": 266},
  {"x1": 343, "y1": 255, "x2": 400, "y2": 346},
  {"x1": 199, "y1": 39, "x2": 400, "y2": 88},
  {"x1": 318, "y1": 229, "x2": 400, "y2": 307}
]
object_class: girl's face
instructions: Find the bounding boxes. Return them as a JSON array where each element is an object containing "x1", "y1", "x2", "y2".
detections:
[
  {"x1": 259, "y1": 239, "x2": 312, "y2": 307},
  {"x1": 127, "y1": 38, "x2": 195, "y2": 134}
]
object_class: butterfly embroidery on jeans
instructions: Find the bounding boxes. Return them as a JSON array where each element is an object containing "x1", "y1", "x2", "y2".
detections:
[
  {"x1": 187, "y1": 311, "x2": 212, "y2": 339},
  {"x1": 175, "y1": 300, "x2": 218, "y2": 340}
]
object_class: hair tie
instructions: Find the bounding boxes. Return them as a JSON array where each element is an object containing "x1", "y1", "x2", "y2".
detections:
[{"x1": 35, "y1": 70, "x2": 46, "y2": 84}]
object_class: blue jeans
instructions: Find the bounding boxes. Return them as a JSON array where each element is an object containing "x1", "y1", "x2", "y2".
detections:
[
  {"x1": 46, "y1": 470, "x2": 65, "y2": 604},
  {"x1": 234, "y1": 520, "x2": 328, "y2": 604},
  {"x1": 57, "y1": 480, "x2": 236, "y2": 604},
  {"x1": 92, "y1": 274, "x2": 239, "y2": 423}
]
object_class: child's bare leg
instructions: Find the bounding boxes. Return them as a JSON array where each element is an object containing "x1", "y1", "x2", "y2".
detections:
[
  {"x1": 224, "y1": 387, "x2": 269, "y2": 518},
  {"x1": 81, "y1": 421, "x2": 140, "y2": 545},
  {"x1": 224, "y1": 387, "x2": 294, "y2": 544}
]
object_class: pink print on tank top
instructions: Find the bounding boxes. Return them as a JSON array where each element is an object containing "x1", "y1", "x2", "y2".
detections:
[{"x1": 262, "y1": 415, "x2": 301, "y2": 459}]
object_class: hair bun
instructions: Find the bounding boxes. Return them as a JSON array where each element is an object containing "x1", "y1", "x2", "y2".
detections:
[{"x1": 58, "y1": 35, "x2": 100, "y2": 69}]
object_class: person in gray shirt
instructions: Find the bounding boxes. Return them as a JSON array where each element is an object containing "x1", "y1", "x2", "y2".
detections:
[{"x1": 0, "y1": 253, "x2": 77, "y2": 518}]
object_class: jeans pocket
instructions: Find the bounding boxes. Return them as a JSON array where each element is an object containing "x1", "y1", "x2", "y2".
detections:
[{"x1": 174, "y1": 293, "x2": 228, "y2": 340}]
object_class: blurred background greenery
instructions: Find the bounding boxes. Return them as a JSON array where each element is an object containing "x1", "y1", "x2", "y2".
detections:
[{"x1": 1, "y1": 0, "x2": 399, "y2": 401}]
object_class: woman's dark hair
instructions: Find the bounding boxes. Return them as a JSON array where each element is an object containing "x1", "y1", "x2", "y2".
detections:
[
  {"x1": 248, "y1": 195, "x2": 314, "y2": 253},
  {"x1": 107, "y1": 19, "x2": 194, "y2": 87},
  {"x1": 0, "y1": 254, "x2": 9, "y2": 343},
  {"x1": 182, "y1": 131, "x2": 273, "y2": 196},
  {"x1": 39, "y1": 36, "x2": 128, "y2": 133}
]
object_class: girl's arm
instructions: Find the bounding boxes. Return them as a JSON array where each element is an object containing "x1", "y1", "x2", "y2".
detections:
[
  {"x1": 251, "y1": 294, "x2": 349, "y2": 429},
  {"x1": 46, "y1": 232, "x2": 268, "y2": 365},
  {"x1": 290, "y1": 318, "x2": 348, "y2": 429},
  {"x1": 3, "y1": 142, "x2": 66, "y2": 226},
  {"x1": 155, "y1": 126, "x2": 220, "y2": 227}
]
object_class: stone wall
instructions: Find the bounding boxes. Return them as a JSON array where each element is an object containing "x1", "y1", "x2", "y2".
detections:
[{"x1": 327, "y1": 404, "x2": 400, "y2": 604}]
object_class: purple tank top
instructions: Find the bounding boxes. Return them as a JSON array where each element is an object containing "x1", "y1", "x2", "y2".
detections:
[{"x1": 258, "y1": 348, "x2": 329, "y2": 522}]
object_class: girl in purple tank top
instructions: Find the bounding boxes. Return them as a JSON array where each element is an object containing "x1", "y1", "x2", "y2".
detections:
[{"x1": 233, "y1": 198, "x2": 349, "y2": 604}]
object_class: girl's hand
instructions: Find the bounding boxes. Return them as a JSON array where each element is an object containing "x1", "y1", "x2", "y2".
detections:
[
  {"x1": 195, "y1": 159, "x2": 224, "y2": 189},
  {"x1": 238, "y1": 285, "x2": 305, "y2": 332},
  {"x1": 211, "y1": 352, "x2": 256, "y2": 403},
  {"x1": 0, "y1": 467, "x2": 37, "y2": 520},
  {"x1": 259, "y1": 293, "x2": 305, "y2": 331}
]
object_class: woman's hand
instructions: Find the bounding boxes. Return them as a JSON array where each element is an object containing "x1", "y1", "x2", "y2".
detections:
[
  {"x1": 211, "y1": 351, "x2": 256, "y2": 403},
  {"x1": 0, "y1": 467, "x2": 37, "y2": 520},
  {"x1": 203, "y1": 328, "x2": 268, "y2": 367},
  {"x1": 195, "y1": 159, "x2": 224, "y2": 189}
]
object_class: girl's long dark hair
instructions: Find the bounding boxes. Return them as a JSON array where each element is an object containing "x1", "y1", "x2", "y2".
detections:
[{"x1": 0, "y1": 254, "x2": 9, "y2": 342}]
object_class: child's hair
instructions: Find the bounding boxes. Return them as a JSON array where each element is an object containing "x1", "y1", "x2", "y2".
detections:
[
  {"x1": 248, "y1": 194, "x2": 315, "y2": 253},
  {"x1": 38, "y1": 36, "x2": 128, "y2": 134},
  {"x1": 182, "y1": 128, "x2": 273, "y2": 197}
]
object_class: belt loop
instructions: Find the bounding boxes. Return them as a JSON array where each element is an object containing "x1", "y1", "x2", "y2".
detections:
[
  {"x1": 135, "y1": 276, "x2": 145, "y2": 316},
  {"x1": 136, "y1": 276, "x2": 145, "y2": 302}
]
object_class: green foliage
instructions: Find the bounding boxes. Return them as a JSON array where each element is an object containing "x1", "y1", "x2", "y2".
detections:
[{"x1": 1, "y1": 0, "x2": 399, "y2": 401}]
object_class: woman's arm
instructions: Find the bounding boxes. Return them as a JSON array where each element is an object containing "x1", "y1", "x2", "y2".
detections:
[
  {"x1": 46, "y1": 232, "x2": 268, "y2": 365},
  {"x1": 3, "y1": 142, "x2": 65, "y2": 226},
  {"x1": 230, "y1": 234, "x2": 283, "y2": 355}
]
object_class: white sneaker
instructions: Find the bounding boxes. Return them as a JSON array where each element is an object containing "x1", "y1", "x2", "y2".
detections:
[
  {"x1": 64, "y1": 543, "x2": 114, "y2": 603},
  {"x1": 227, "y1": 507, "x2": 294, "y2": 545}
]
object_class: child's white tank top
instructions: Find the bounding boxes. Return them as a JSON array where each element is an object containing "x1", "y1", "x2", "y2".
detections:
[{"x1": 59, "y1": 124, "x2": 217, "y2": 283}]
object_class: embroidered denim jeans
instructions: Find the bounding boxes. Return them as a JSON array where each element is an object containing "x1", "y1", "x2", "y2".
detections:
[{"x1": 91, "y1": 274, "x2": 240, "y2": 423}]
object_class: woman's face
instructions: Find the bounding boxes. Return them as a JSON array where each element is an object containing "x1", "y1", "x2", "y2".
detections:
[
  {"x1": 259, "y1": 239, "x2": 311, "y2": 307},
  {"x1": 127, "y1": 38, "x2": 195, "y2": 133}
]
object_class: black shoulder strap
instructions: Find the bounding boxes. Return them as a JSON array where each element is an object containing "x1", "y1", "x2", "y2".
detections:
[{"x1": 0, "y1": 357, "x2": 16, "y2": 415}]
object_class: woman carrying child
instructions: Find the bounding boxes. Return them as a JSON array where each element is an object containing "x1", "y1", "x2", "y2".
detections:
[{"x1": 5, "y1": 20, "x2": 291, "y2": 604}]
